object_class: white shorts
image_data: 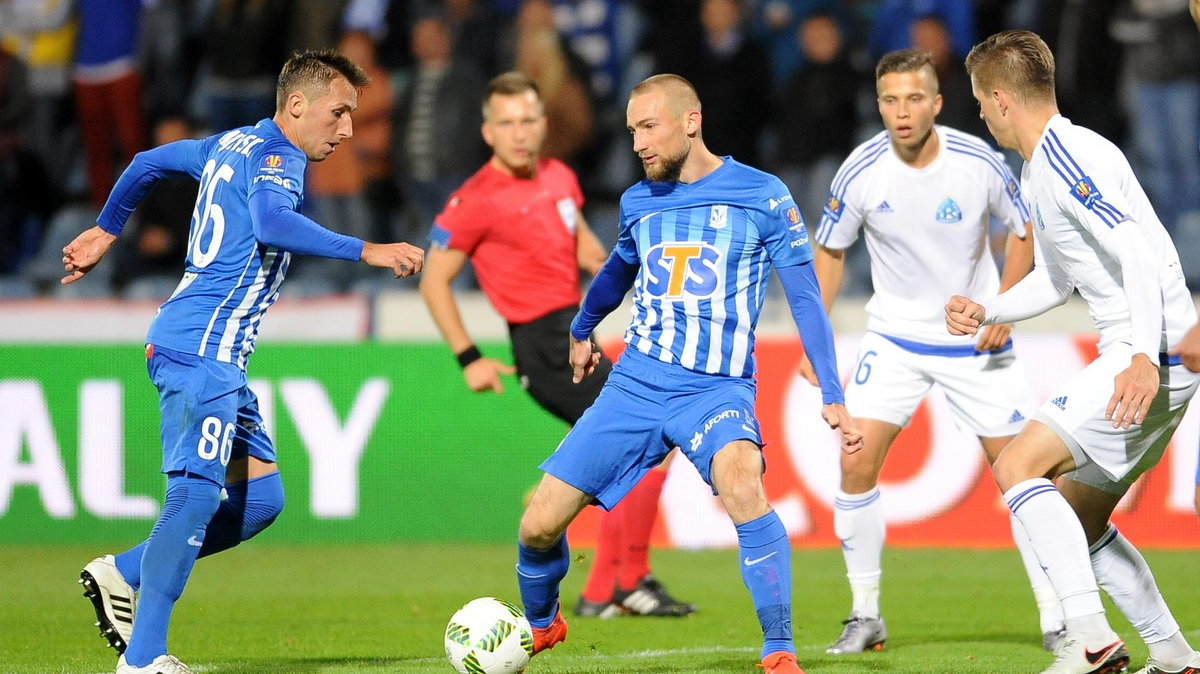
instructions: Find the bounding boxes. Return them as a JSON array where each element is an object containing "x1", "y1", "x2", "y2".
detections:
[
  {"x1": 844, "y1": 331, "x2": 1035, "y2": 437},
  {"x1": 1042, "y1": 344, "x2": 1200, "y2": 494}
]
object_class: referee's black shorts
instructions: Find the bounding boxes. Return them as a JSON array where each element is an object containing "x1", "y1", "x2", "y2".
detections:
[{"x1": 509, "y1": 306, "x2": 612, "y2": 425}]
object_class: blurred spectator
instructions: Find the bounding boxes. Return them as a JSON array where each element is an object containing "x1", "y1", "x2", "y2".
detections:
[
  {"x1": 445, "y1": 0, "x2": 506, "y2": 77},
  {"x1": 296, "y1": 31, "x2": 390, "y2": 292},
  {"x1": 753, "y1": 0, "x2": 848, "y2": 84},
  {"x1": 0, "y1": 49, "x2": 53, "y2": 277},
  {"x1": 339, "y1": 30, "x2": 398, "y2": 245},
  {"x1": 109, "y1": 116, "x2": 196, "y2": 297},
  {"x1": 287, "y1": 0, "x2": 350, "y2": 54},
  {"x1": 773, "y1": 11, "x2": 859, "y2": 229},
  {"x1": 658, "y1": 0, "x2": 771, "y2": 166},
  {"x1": 202, "y1": 0, "x2": 288, "y2": 132},
  {"x1": 512, "y1": 0, "x2": 596, "y2": 166},
  {"x1": 139, "y1": 0, "x2": 194, "y2": 123},
  {"x1": 1037, "y1": 0, "x2": 1125, "y2": 144},
  {"x1": 910, "y1": 14, "x2": 989, "y2": 140},
  {"x1": 548, "y1": 0, "x2": 630, "y2": 103},
  {"x1": 73, "y1": 0, "x2": 149, "y2": 208},
  {"x1": 0, "y1": 0, "x2": 78, "y2": 197},
  {"x1": 866, "y1": 0, "x2": 974, "y2": 61},
  {"x1": 1110, "y1": 0, "x2": 1200, "y2": 233},
  {"x1": 393, "y1": 13, "x2": 488, "y2": 243}
]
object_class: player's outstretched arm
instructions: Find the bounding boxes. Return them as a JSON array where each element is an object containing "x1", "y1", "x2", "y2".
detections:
[
  {"x1": 419, "y1": 246, "x2": 515, "y2": 393},
  {"x1": 61, "y1": 226, "x2": 118, "y2": 285},
  {"x1": 821, "y1": 403, "x2": 864, "y2": 454},
  {"x1": 795, "y1": 244, "x2": 844, "y2": 386},
  {"x1": 360, "y1": 241, "x2": 424, "y2": 278}
]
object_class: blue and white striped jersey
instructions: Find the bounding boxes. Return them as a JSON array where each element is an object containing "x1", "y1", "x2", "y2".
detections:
[
  {"x1": 614, "y1": 158, "x2": 813, "y2": 377},
  {"x1": 147, "y1": 119, "x2": 305, "y2": 368}
]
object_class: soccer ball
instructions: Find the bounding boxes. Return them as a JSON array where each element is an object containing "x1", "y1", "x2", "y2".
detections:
[{"x1": 444, "y1": 597, "x2": 533, "y2": 674}]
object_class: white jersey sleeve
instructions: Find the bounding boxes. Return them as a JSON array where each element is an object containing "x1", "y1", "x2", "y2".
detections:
[{"x1": 815, "y1": 132, "x2": 889, "y2": 251}]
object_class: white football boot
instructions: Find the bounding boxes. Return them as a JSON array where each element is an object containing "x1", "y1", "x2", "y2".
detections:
[
  {"x1": 826, "y1": 613, "x2": 887, "y2": 654},
  {"x1": 116, "y1": 654, "x2": 193, "y2": 674},
  {"x1": 1132, "y1": 651, "x2": 1200, "y2": 674},
  {"x1": 80, "y1": 555, "x2": 136, "y2": 654},
  {"x1": 1041, "y1": 633, "x2": 1129, "y2": 674}
]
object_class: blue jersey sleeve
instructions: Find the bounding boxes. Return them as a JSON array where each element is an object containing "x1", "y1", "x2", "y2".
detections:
[
  {"x1": 777, "y1": 262, "x2": 844, "y2": 404},
  {"x1": 98, "y1": 140, "x2": 206, "y2": 235},
  {"x1": 249, "y1": 190, "x2": 364, "y2": 260},
  {"x1": 570, "y1": 251, "x2": 639, "y2": 339},
  {"x1": 247, "y1": 142, "x2": 305, "y2": 206},
  {"x1": 612, "y1": 199, "x2": 640, "y2": 265},
  {"x1": 758, "y1": 176, "x2": 813, "y2": 267}
]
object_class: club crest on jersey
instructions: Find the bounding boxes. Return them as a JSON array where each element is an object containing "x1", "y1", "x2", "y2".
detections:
[
  {"x1": 935, "y1": 197, "x2": 962, "y2": 223},
  {"x1": 1070, "y1": 176, "x2": 1102, "y2": 209},
  {"x1": 644, "y1": 241, "x2": 722, "y2": 300},
  {"x1": 709, "y1": 205, "x2": 728, "y2": 229},
  {"x1": 824, "y1": 194, "x2": 844, "y2": 221}
]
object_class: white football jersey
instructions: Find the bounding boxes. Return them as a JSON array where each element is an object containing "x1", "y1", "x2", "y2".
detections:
[
  {"x1": 1021, "y1": 114, "x2": 1195, "y2": 354},
  {"x1": 816, "y1": 126, "x2": 1029, "y2": 344}
]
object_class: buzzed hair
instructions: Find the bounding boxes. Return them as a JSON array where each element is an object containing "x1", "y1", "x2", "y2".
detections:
[
  {"x1": 482, "y1": 71, "x2": 542, "y2": 119},
  {"x1": 630, "y1": 74, "x2": 702, "y2": 116},
  {"x1": 965, "y1": 30, "x2": 1056, "y2": 106},
  {"x1": 276, "y1": 49, "x2": 370, "y2": 111}
]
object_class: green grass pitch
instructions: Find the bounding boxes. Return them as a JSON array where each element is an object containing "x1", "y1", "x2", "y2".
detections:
[{"x1": 5, "y1": 543, "x2": 1199, "y2": 673}]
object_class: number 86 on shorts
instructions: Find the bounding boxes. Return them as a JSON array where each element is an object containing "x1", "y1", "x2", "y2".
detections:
[{"x1": 197, "y1": 416, "x2": 235, "y2": 466}]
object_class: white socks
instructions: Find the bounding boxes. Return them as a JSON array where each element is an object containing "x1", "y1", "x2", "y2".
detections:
[
  {"x1": 1090, "y1": 524, "x2": 1193, "y2": 667},
  {"x1": 835, "y1": 487, "x2": 885, "y2": 619},
  {"x1": 1003, "y1": 479, "x2": 1105, "y2": 621},
  {"x1": 1010, "y1": 513, "x2": 1065, "y2": 632}
]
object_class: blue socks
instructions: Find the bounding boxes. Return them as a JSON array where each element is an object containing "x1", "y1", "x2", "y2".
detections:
[
  {"x1": 197, "y1": 471, "x2": 285, "y2": 556},
  {"x1": 114, "y1": 472, "x2": 285, "y2": 588},
  {"x1": 516, "y1": 537, "x2": 570, "y2": 628},
  {"x1": 736, "y1": 510, "x2": 794, "y2": 658},
  {"x1": 123, "y1": 473, "x2": 221, "y2": 667}
]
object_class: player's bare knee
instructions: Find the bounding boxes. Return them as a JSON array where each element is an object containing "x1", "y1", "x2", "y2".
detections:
[{"x1": 517, "y1": 513, "x2": 563, "y2": 549}]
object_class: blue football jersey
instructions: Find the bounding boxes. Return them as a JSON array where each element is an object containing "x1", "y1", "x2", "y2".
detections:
[
  {"x1": 146, "y1": 119, "x2": 306, "y2": 369},
  {"x1": 615, "y1": 158, "x2": 812, "y2": 377}
]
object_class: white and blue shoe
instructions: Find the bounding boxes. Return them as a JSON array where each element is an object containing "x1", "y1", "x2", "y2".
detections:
[{"x1": 80, "y1": 555, "x2": 136, "y2": 654}]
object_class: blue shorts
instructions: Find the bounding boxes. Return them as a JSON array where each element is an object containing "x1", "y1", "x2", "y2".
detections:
[
  {"x1": 540, "y1": 348, "x2": 762, "y2": 509},
  {"x1": 147, "y1": 344, "x2": 276, "y2": 485}
]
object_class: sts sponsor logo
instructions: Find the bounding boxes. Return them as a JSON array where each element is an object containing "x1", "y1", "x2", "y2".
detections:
[{"x1": 644, "y1": 242, "x2": 721, "y2": 300}]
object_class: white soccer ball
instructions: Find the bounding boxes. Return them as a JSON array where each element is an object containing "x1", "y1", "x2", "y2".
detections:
[{"x1": 444, "y1": 597, "x2": 533, "y2": 674}]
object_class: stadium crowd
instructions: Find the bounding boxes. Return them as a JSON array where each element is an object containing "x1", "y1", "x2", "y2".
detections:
[{"x1": 1, "y1": 0, "x2": 1198, "y2": 300}]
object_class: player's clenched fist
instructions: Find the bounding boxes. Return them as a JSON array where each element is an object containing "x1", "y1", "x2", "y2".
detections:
[
  {"x1": 945, "y1": 294, "x2": 985, "y2": 336},
  {"x1": 361, "y1": 241, "x2": 425, "y2": 278}
]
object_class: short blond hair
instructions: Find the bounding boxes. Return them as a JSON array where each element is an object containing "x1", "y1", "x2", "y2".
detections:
[{"x1": 964, "y1": 30, "x2": 1056, "y2": 106}]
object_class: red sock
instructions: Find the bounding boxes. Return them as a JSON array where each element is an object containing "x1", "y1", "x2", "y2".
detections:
[
  {"x1": 580, "y1": 507, "x2": 623, "y2": 602},
  {"x1": 616, "y1": 469, "x2": 667, "y2": 591}
]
